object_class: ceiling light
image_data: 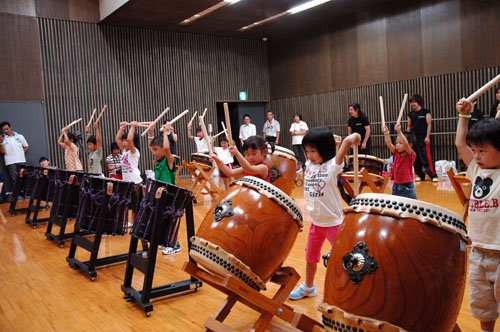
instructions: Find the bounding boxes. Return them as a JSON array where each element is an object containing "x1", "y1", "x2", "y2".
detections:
[
  {"x1": 287, "y1": 0, "x2": 330, "y2": 14},
  {"x1": 224, "y1": 0, "x2": 242, "y2": 3}
]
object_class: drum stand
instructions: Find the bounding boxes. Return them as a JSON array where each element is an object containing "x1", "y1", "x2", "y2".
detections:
[
  {"x1": 121, "y1": 190, "x2": 202, "y2": 316},
  {"x1": 8, "y1": 168, "x2": 29, "y2": 216},
  {"x1": 45, "y1": 175, "x2": 79, "y2": 248},
  {"x1": 66, "y1": 183, "x2": 146, "y2": 281},
  {"x1": 183, "y1": 160, "x2": 222, "y2": 201},
  {"x1": 446, "y1": 168, "x2": 471, "y2": 222},
  {"x1": 182, "y1": 262, "x2": 323, "y2": 332},
  {"x1": 341, "y1": 168, "x2": 389, "y2": 197},
  {"x1": 25, "y1": 169, "x2": 51, "y2": 228}
]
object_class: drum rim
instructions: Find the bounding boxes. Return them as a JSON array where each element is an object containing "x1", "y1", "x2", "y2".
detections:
[
  {"x1": 345, "y1": 193, "x2": 470, "y2": 243},
  {"x1": 318, "y1": 303, "x2": 409, "y2": 332},
  {"x1": 190, "y1": 236, "x2": 266, "y2": 290},
  {"x1": 236, "y1": 176, "x2": 303, "y2": 227},
  {"x1": 346, "y1": 154, "x2": 386, "y2": 164}
]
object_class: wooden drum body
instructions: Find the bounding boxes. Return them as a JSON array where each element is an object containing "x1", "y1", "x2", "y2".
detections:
[
  {"x1": 190, "y1": 176, "x2": 303, "y2": 290},
  {"x1": 191, "y1": 153, "x2": 211, "y2": 167},
  {"x1": 320, "y1": 193, "x2": 469, "y2": 332},
  {"x1": 265, "y1": 145, "x2": 297, "y2": 195},
  {"x1": 346, "y1": 154, "x2": 385, "y2": 176}
]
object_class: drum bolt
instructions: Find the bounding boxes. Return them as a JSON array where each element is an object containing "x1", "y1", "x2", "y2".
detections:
[{"x1": 276, "y1": 307, "x2": 283, "y2": 314}]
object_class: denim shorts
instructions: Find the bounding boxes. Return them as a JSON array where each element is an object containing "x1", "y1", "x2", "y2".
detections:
[{"x1": 392, "y1": 182, "x2": 417, "y2": 199}]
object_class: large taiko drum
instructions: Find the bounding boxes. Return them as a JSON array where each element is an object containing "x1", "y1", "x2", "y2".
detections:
[
  {"x1": 345, "y1": 154, "x2": 385, "y2": 176},
  {"x1": 190, "y1": 176, "x2": 303, "y2": 290},
  {"x1": 265, "y1": 145, "x2": 297, "y2": 195},
  {"x1": 320, "y1": 193, "x2": 469, "y2": 332},
  {"x1": 191, "y1": 153, "x2": 212, "y2": 167}
]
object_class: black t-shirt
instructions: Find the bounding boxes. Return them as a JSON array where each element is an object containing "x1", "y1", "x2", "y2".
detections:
[
  {"x1": 469, "y1": 107, "x2": 484, "y2": 130},
  {"x1": 168, "y1": 132, "x2": 177, "y2": 155},
  {"x1": 408, "y1": 108, "x2": 431, "y2": 138},
  {"x1": 347, "y1": 114, "x2": 370, "y2": 142},
  {"x1": 490, "y1": 101, "x2": 499, "y2": 118}
]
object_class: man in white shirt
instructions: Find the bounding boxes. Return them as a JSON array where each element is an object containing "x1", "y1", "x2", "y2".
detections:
[
  {"x1": 0, "y1": 122, "x2": 29, "y2": 194},
  {"x1": 289, "y1": 113, "x2": 309, "y2": 169},
  {"x1": 263, "y1": 111, "x2": 280, "y2": 145},
  {"x1": 239, "y1": 114, "x2": 256, "y2": 146}
]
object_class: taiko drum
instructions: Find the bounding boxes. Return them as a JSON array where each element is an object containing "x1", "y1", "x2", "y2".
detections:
[
  {"x1": 265, "y1": 145, "x2": 297, "y2": 195},
  {"x1": 320, "y1": 193, "x2": 469, "y2": 332},
  {"x1": 190, "y1": 176, "x2": 303, "y2": 290},
  {"x1": 345, "y1": 154, "x2": 386, "y2": 176}
]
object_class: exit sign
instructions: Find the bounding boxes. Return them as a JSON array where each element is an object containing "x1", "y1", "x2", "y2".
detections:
[{"x1": 239, "y1": 91, "x2": 247, "y2": 100}]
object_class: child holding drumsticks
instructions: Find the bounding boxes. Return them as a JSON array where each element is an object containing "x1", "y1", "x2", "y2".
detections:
[
  {"x1": 289, "y1": 128, "x2": 360, "y2": 300},
  {"x1": 210, "y1": 135, "x2": 269, "y2": 182},
  {"x1": 381, "y1": 123, "x2": 417, "y2": 199},
  {"x1": 455, "y1": 98, "x2": 500, "y2": 332}
]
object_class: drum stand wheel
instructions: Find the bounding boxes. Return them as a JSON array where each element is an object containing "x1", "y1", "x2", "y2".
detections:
[
  {"x1": 183, "y1": 160, "x2": 222, "y2": 202},
  {"x1": 182, "y1": 261, "x2": 323, "y2": 332}
]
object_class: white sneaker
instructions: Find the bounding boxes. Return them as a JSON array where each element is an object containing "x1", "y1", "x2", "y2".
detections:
[
  {"x1": 415, "y1": 177, "x2": 422, "y2": 181},
  {"x1": 432, "y1": 177, "x2": 439, "y2": 182}
]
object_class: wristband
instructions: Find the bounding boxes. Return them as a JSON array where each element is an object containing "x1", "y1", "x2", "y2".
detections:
[
  {"x1": 216, "y1": 160, "x2": 223, "y2": 167},
  {"x1": 458, "y1": 114, "x2": 471, "y2": 118},
  {"x1": 148, "y1": 136, "x2": 154, "y2": 139},
  {"x1": 384, "y1": 130, "x2": 390, "y2": 135}
]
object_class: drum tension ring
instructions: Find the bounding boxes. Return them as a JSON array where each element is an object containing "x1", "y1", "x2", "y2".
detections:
[
  {"x1": 213, "y1": 199, "x2": 234, "y2": 223},
  {"x1": 342, "y1": 242, "x2": 378, "y2": 285}
]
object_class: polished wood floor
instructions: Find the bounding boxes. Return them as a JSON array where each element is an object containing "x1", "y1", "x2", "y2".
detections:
[{"x1": 0, "y1": 177, "x2": 483, "y2": 332}]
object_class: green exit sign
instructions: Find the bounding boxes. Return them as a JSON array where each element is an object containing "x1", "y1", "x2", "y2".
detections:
[{"x1": 239, "y1": 91, "x2": 247, "y2": 100}]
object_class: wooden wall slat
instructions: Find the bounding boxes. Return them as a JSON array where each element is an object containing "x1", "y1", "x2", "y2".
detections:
[
  {"x1": 271, "y1": 66, "x2": 500, "y2": 166},
  {"x1": 38, "y1": 18, "x2": 269, "y2": 173}
]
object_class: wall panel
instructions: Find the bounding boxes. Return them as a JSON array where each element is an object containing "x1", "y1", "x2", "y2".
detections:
[
  {"x1": 271, "y1": 66, "x2": 500, "y2": 166},
  {"x1": 38, "y1": 18, "x2": 269, "y2": 172}
]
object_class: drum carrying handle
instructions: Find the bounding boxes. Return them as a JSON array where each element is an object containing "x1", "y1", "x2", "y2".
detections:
[
  {"x1": 106, "y1": 182, "x2": 113, "y2": 195},
  {"x1": 155, "y1": 187, "x2": 165, "y2": 199},
  {"x1": 68, "y1": 175, "x2": 75, "y2": 185},
  {"x1": 342, "y1": 242, "x2": 378, "y2": 285}
]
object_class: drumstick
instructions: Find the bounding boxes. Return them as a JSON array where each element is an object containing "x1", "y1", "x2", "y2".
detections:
[
  {"x1": 187, "y1": 111, "x2": 198, "y2": 127},
  {"x1": 198, "y1": 115, "x2": 213, "y2": 155},
  {"x1": 201, "y1": 108, "x2": 208, "y2": 119},
  {"x1": 64, "y1": 118, "x2": 82, "y2": 129},
  {"x1": 141, "y1": 107, "x2": 170, "y2": 136},
  {"x1": 223, "y1": 103, "x2": 233, "y2": 143},
  {"x1": 86, "y1": 108, "x2": 97, "y2": 127},
  {"x1": 353, "y1": 145, "x2": 359, "y2": 197},
  {"x1": 396, "y1": 93, "x2": 409, "y2": 125},
  {"x1": 496, "y1": 109, "x2": 500, "y2": 119},
  {"x1": 466, "y1": 73, "x2": 500, "y2": 102},
  {"x1": 160, "y1": 109, "x2": 189, "y2": 131},
  {"x1": 379, "y1": 96, "x2": 385, "y2": 127},
  {"x1": 94, "y1": 105, "x2": 107, "y2": 125},
  {"x1": 138, "y1": 122, "x2": 152, "y2": 125},
  {"x1": 212, "y1": 129, "x2": 228, "y2": 140}
]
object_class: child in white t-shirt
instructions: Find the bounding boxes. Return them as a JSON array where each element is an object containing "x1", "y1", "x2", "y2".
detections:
[
  {"x1": 212, "y1": 136, "x2": 234, "y2": 190},
  {"x1": 456, "y1": 99, "x2": 500, "y2": 332},
  {"x1": 289, "y1": 128, "x2": 360, "y2": 300}
]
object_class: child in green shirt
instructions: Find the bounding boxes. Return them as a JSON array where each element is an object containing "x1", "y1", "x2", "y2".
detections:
[{"x1": 148, "y1": 123, "x2": 176, "y2": 185}]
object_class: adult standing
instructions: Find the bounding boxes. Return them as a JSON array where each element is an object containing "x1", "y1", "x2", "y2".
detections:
[
  {"x1": 165, "y1": 125, "x2": 177, "y2": 155},
  {"x1": 0, "y1": 121, "x2": 29, "y2": 194},
  {"x1": 263, "y1": 111, "x2": 280, "y2": 145},
  {"x1": 347, "y1": 103, "x2": 371, "y2": 154},
  {"x1": 289, "y1": 113, "x2": 308, "y2": 169},
  {"x1": 239, "y1": 114, "x2": 256, "y2": 146},
  {"x1": 489, "y1": 87, "x2": 500, "y2": 118},
  {"x1": 468, "y1": 101, "x2": 485, "y2": 130},
  {"x1": 407, "y1": 94, "x2": 437, "y2": 181}
]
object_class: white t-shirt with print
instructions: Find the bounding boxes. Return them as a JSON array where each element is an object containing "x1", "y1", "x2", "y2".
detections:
[
  {"x1": 214, "y1": 147, "x2": 234, "y2": 165},
  {"x1": 304, "y1": 158, "x2": 344, "y2": 227},
  {"x1": 2, "y1": 132, "x2": 28, "y2": 165},
  {"x1": 120, "y1": 149, "x2": 142, "y2": 184},
  {"x1": 289, "y1": 121, "x2": 309, "y2": 145},
  {"x1": 466, "y1": 160, "x2": 500, "y2": 250}
]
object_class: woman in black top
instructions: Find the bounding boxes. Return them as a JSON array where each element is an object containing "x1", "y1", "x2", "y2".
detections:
[
  {"x1": 347, "y1": 103, "x2": 371, "y2": 154},
  {"x1": 489, "y1": 87, "x2": 500, "y2": 118}
]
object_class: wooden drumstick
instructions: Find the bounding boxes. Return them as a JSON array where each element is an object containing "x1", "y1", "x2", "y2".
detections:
[
  {"x1": 466, "y1": 73, "x2": 500, "y2": 102},
  {"x1": 212, "y1": 129, "x2": 228, "y2": 140},
  {"x1": 187, "y1": 111, "x2": 198, "y2": 127},
  {"x1": 223, "y1": 103, "x2": 233, "y2": 143},
  {"x1": 379, "y1": 96, "x2": 385, "y2": 127},
  {"x1": 201, "y1": 108, "x2": 208, "y2": 119},
  {"x1": 86, "y1": 108, "x2": 97, "y2": 127},
  {"x1": 141, "y1": 107, "x2": 170, "y2": 136},
  {"x1": 160, "y1": 110, "x2": 189, "y2": 131},
  {"x1": 199, "y1": 115, "x2": 213, "y2": 155},
  {"x1": 496, "y1": 108, "x2": 500, "y2": 119},
  {"x1": 353, "y1": 145, "x2": 359, "y2": 197},
  {"x1": 64, "y1": 118, "x2": 82, "y2": 130},
  {"x1": 94, "y1": 105, "x2": 107, "y2": 125},
  {"x1": 396, "y1": 93, "x2": 409, "y2": 125}
]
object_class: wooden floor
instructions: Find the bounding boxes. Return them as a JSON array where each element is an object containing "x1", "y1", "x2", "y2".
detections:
[{"x1": 0, "y1": 177, "x2": 482, "y2": 332}]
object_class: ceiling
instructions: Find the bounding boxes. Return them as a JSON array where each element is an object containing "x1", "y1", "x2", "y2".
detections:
[{"x1": 100, "y1": 0, "x2": 399, "y2": 40}]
